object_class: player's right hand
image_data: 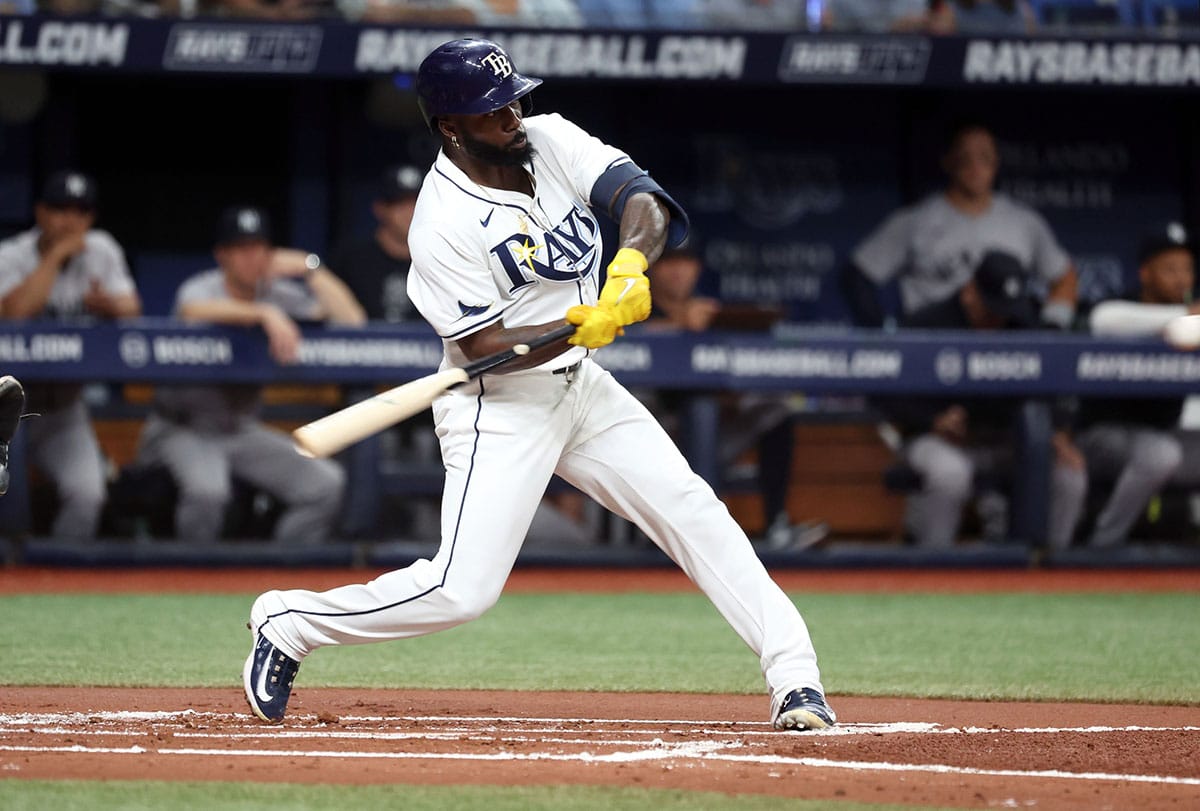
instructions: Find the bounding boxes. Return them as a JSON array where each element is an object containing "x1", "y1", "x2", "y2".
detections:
[{"x1": 565, "y1": 305, "x2": 621, "y2": 350}]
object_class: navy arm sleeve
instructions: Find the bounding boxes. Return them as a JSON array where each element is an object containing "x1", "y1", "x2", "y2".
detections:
[{"x1": 589, "y1": 161, "x2": 690, "y2": 248}]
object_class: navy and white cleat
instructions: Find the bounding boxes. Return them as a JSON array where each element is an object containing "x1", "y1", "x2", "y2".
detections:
[
  {"x1": 243, "y1": 624, "x2": 300, "y2": 723},
  {"x1": 774, "y1": 687, "x2": 837, "y2": 731}
]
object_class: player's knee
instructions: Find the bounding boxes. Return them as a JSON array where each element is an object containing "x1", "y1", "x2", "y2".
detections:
[
  {"x1": 179, "y1": 479, "x2": 232, "y2": 513},
  {"x1": 1053, "y1": 464, "x2": 1087, "y2": 507},
  {"x1": 1134, "y1": 434, "x2": 1183, "y2": 480},
  {"x1": 291, "y1": 460, "x2": 345, "y2": 506},
  {"x1": 62, "y1": 475, "x2": 106, "y2": 513},
  {"x1": 440, "y1": 586, "x2": 501, "y2": 623}
]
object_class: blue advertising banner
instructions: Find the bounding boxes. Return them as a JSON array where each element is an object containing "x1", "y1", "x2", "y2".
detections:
[
  {"x1": 0, "y1": 17, "x2": 1196, "y2": 90},
  {"x1": 4, "y1": 319, "x2": 1200, "y2": 397}
]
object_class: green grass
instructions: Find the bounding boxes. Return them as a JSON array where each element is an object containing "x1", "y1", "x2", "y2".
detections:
[
  {"x1": 1, "y1": 590, "x2": 1197, "y2": 704},
  {"x1": 0, "y1": 780, "x2": 959, "y2": 811}
]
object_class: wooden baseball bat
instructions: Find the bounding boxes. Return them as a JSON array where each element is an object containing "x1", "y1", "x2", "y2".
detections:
[{"x1": 292, "y1": 323, "x2": 577, "y2": 458}]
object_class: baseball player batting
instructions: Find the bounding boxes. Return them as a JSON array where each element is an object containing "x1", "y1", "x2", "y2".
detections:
[{"x1": 243, "y1": 38, "x2": 835, "y2": 732}]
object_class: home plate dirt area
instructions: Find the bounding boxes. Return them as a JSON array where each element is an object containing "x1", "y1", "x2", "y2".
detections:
[{"x1": 2, "y1": 687, "x2": 1198, "y2": 810}]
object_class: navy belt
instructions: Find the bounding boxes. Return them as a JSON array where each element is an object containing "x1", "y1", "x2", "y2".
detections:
[{"x1": 552, "y1": 361, "x2": 582, "y2": 376}]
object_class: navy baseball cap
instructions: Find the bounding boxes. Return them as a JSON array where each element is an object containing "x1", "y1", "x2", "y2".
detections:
[
  {"x1": 215, "y1": 205, "x2": 272, "y2": 246},
  {"x1": 376, "y1": 165, "x2": 422, "y2": 203},
  {"x1": 1138, "y1": 221, "x2": 1192, "y2": 265},
  {"x1": 41, "y1": 170, "x2": 97, "y2": 210},
  {"x1": 973, "y1": 250, "x2": 1037, "y2": 327}
]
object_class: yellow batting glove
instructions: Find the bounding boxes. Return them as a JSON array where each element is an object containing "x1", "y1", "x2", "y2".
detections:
[
  {"x1": 566, "y1": 305, "x2": 622, "y2": 350},
  {"x1": 598, "y1": 247, "x2": 651, "y2": 326}
]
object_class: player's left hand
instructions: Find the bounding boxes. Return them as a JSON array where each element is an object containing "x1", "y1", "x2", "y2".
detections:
[
  {"x1": 599, "y1": 247, "x2": 651, "y2": 326},
  {"x1": 566, "y1": 304, "x2": 622, "y2": 349}
]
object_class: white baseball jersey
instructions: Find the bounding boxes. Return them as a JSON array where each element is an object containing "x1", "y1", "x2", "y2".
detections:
[
  {"x1": 0, "y1": 228, "x2": 135, "y2": 317},
  {"x1": 853, "y1": 191, "x2": 1071, "y2": 314},
  {"x1": 408, "y1": 112, "x2": 625, "y2": 370}
]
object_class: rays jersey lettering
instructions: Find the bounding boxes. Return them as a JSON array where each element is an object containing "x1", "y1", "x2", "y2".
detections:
[{"x1": 490, "y1": 203, "x2": 600, "y2": 291}]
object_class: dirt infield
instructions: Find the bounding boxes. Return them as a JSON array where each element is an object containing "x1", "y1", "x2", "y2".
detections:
[
  {"x1": 2, "y1": 566, "x2": 1198, "y2": 809},
  {"x1": 2, "y1": 687, "x2": 1198, "y2": 809}
]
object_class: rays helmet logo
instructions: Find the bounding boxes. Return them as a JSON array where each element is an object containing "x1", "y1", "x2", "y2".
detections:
[{"x1": 481, "y1": 50, "x2": 513, "y2": 79}]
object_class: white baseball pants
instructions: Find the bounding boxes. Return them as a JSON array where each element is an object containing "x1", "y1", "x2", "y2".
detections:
[{"x1": 253, "y1": 358, "x2": 824, "y2": 717}]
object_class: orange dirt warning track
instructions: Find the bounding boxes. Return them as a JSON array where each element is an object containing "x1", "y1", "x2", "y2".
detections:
[{"x1": 1, "y1": 566, "x2": 1198, "y2": 810}]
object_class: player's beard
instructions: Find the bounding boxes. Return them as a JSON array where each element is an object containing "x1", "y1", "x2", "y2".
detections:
[{"x1": 461, "y1": 132, "x2": 536, "y2": 167}]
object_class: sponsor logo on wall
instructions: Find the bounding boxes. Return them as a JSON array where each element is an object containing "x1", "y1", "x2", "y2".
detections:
[
  {"x1": 964, "y1": 39, "x2": 1200, "y2": 86},
  {"x1": 297, "y1": 338, "x2": 443, "y2": 368},
  {"x1": 0, "y1": 332, "x2": 84, "y2": 362},
  {"x1": 1078, "y1": 352, "x2": 1200, "y2": 382},
  {"x1": 0, "y1": 21, "x2": 127, "y2": 66},
  {"x1": 779, "y1": 36, "x2": 931, "y2": 84},
  {"x1": 164, "y1": 24, "x2": 323, "y2": 73},
  {"x1": 355, "y1": 29, "x2": 746, "y2": 80}
]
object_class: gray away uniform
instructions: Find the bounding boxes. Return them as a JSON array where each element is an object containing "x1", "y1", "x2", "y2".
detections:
[
  {"x1": 135, "y1": 270, "x2": 345, "y2": 544},
  {"x1": 853, "y1": 192, "x2": 1071, "y2": 316},
  {"x1": 0, "y1": 228, "x2": 135, "y2": 539}
]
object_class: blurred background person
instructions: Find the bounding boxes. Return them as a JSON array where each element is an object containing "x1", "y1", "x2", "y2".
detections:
[
  {"x1": 337, "y1": 0, "x2": 476, "y2": 23},
  {"x1": 820, "y1": 0, "x2": 932, "y2": 31},
  {"x1": 638, "y1": 248, "x2": 829, "y2": 550},
  {"x1": 927, "y1": 0, "x2": 1038, "y2": 33},
  {"x1": 843, "y1": 120, "x2": 1078, "y2": 333},
  {"x1": 702, "y1": 0, "x2": 806, "y2": 29},
  {"x1": 134, "y1": 205, "x2": 365, "y2": 546},
  {"x1": 329, "y1": 165, "x2": 441, "y2": 539},
  {"x1": 329, "y1": 164, "x2": 423, "y2": 324},
  {"x1": 1074, "y1": 221, "x2": 1200, "y2": 548},
  {"x1": 451, "y1": 0, "x2": 582, "y2": 27},
  {"x1": 0, "y1": 170, "x2": 141, "y2": 540},
  {"x1": 575, "y1": 0, "x2": 703, "y2": 28},
  {"x1": 873, "y1": 251, "x2": 1087, "y2": 549},
  {"x1": 211, "y1": 0, "x2": 336, "y2": 18}
]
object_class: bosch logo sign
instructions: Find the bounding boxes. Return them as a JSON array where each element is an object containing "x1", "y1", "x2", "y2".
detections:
[
  {"x1": 118, "y1": 331, "x2": 150, "y2": 369},
  {"x1": 935, "y1": 349, "x2": 964, "y2": 385}
]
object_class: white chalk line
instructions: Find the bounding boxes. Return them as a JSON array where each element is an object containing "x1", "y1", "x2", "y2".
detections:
[
  {"x1": 3, "y1": 710, "x2": 1198, "y2": 787},
  {"x1": 2, "y1": 742, "x2": 1198, "y2": 786},
  {"x1": 3, "y1": 711, "x2": 1197, "y2": 737}
]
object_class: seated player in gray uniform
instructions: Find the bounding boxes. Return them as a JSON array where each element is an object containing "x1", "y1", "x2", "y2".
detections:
[
  {"x1": 872, "y1": 251, "x2": 1087, "y2": 549},
  {"x1": 1075, "y1": 222, "x2": 1200, "y2": 547},
  {"x1": 0, "y1": 170, "x2": 142, "y2": 539},
  {"x1": 134, "y1": 205, "x2": 366, "y2": 545},
  {"x1": 843, "y1": 120, "x2": 1079, "y2": 332}
]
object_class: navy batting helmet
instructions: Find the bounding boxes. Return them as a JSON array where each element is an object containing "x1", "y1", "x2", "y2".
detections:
[{"x1": 415, "y1": 39, "x2": 542, "y2": 132}]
